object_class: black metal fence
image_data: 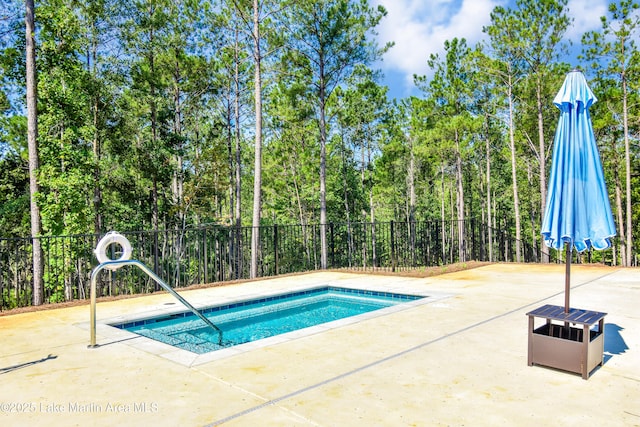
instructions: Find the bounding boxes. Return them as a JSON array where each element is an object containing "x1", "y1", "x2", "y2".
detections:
[{"x1": 0, "y1": 219, "x2": 584, "y2": 310}]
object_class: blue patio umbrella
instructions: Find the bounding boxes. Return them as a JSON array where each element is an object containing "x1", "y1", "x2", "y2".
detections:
[{"x1": 541, "y1": 69, "x2": 616, "y2": 313}]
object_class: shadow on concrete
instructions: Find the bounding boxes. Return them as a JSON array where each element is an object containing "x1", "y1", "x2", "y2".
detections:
[
  {"x1": 604, "y1": 323, "x2": 628, "y2": 364},
  {"x1": 0, "y1": 354, "x2": 58, "y2": 374},
  {"x1": 88, "y1": 335, "x2": 139, "y2": 348}
]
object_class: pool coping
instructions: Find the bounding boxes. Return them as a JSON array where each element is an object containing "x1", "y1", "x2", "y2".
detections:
[{"x1": 75, "y1": 282, "x2": 453, "y2": 367}]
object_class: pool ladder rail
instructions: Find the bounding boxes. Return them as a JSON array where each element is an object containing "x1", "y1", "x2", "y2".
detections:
[{"x1": 89, "y1": 233, "x2": 223, "y2": 348}]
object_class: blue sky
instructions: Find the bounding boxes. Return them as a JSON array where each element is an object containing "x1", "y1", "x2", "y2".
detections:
[{"x1": 372, "y1": 0, "x2": 611, "y2": 99}]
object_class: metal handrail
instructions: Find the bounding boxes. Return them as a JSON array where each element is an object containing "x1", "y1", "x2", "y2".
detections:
[{"x1": 89, "y1": 259, "x2": 223, "y2": 348}]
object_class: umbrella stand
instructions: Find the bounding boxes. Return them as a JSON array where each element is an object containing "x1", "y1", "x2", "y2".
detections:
[
  {"x1": 527, "y1": 232, "x2": 606, "y2": 380},
  {"x1": 529, "y1": 70, "x2": 613, "y2": 379}
]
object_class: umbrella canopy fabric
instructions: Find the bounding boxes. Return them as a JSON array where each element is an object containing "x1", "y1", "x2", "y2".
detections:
[{"x1": 541, "y1": 70, "x2": 616, "y2": 253}]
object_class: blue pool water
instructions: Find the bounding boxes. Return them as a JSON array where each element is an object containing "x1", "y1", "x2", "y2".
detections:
[{"x1": 113, "y1": 287, "x2": 425, "y2": 354}]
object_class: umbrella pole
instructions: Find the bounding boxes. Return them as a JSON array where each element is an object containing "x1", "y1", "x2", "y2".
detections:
[{"x1": 565, "y1": 242, "x2": 571, "y2": 313}]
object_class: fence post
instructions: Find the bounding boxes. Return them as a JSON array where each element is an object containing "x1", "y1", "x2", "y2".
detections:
[
  {"x1": 390, "y1": 220, "x2": 396, "y2": 272},
  {"x1": 203, "y1": 227, "x2": 208, "y2": 284},
  {"x1": 153, "y1": 229, "x2": 159, "y2": 277},
  {"x1": 471, "y1": 218, "x2": 477, "y2": 260},
  {"x1": 329, "y1": 223, "x2": 334, "y2": 268},
  {"x1": 274, "y1": 223, "x2": 279, "y2": 275}
]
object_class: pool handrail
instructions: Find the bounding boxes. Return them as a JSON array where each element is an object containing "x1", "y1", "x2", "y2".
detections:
[{"x1": 89, "y1": 259, "x2": 223, "y2": 348}]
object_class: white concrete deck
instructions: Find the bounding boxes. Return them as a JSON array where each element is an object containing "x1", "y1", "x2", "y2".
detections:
[{"x1": 0, "y1": 263, "x2": 638, "y2": 426}]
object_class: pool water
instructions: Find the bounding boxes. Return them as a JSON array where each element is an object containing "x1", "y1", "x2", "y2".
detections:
[{"x1": 113, "y1": 287, "x2": 425, "y2": 354}]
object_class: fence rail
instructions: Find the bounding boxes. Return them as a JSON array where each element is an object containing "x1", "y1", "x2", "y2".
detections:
[{"x1": 0, "y1": 219, "x2": 607, "y2": 310}]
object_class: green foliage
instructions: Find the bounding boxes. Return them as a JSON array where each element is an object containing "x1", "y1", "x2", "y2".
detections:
[
  {"x1": 580, "y1": 0, "x2": 640, "y2": 263},
  {"x1": 0, "y1": 0, "x2": 637, "y2": 269},
  {"x1": 0, "y1": 151, "x2": 30, "y2": 235}
]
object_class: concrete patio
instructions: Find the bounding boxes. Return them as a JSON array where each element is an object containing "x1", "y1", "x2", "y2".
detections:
[{"x1": 0, "y1": 263, "x2": 638, "y2": 426}]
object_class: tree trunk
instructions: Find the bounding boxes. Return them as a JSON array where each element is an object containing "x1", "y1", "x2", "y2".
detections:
[
  {"x1": 341, "y1": 132, "x2": 351, "y2": 224},
  {"x1": 408, "y1": 135, "x2": 416, "y2": 224},
  {"x1": 406, "y1": 135, "x2": 416, "y2": 264},
  {"x1": 172, "y1": 61, "x2": 184, "y2": 227},
  {"x1": 25, "y1": 0, "x2": 44, "y2": 306},
  {"x1": 484, "y1": 115, "x2": 492, "y2": 261},
  {"x1": 340, "y1": 131, "x2": 353, "y2": 266},
  {"x1": 234, "y1": 25, "x2": 242, "y2": 229},
  {"x1": 232, "y1": 24, "x2": 243, "y2": 280},
  {"x1": 508, "y1": 76, "x2": 522, "y2": 262},
  {"x1": 536, "y1": 76, "x2": 548, "y2": 263},
  {"x1": 455, "y1": 130, "x2": 465, "y2": 262},
  {"x1": 250, "y1": 0, "x2": 262, "y2": 279},
  {"x1": 226, "y1": 90, "x2": 234, "y2": 220},
  {"x1": 90, "y1": 40, "x2": 102, "y2": 235},
  {"x1": 440, "y1": 164, "x2": 446, "y2": 263},
  {"x1": 613, "y1": 138, "x2": 626, "y2": 266},
  {"x1": 622, "y1": 72, "x2": 632, "y2": 266},
  {"x1": 148, "y1": 21, "x2": 159, "y2": 233},
  {"x1": 318, "y1": 73, "x2": 328, "y2": 269}
]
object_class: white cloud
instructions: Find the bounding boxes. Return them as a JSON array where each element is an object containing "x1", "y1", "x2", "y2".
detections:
[
  {"x1": 373, "y1": 0, "x2": 612, "y2": 98},
  {"x1": 565, "y1": 0, "x2": 608, "y2": 42},
  {"x1": 373, "y1": 0, "x2": 505, "y2": 95}
]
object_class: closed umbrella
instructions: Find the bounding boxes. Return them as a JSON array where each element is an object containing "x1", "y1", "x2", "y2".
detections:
[{"x1": 541, "y1": 69, "x2": 616, "y2": 313}]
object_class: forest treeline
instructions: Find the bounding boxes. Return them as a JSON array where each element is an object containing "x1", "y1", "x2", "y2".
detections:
[{"x1": 0, "y1": 0, "x2": 638, "y2": 303}]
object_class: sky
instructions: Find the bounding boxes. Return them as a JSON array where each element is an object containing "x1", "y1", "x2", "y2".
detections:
[{"x1": 371, "y1": 0, "x2": 611, "y2": 99}]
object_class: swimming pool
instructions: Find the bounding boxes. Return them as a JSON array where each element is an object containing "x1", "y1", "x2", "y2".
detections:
[{"x1": 112, "y1": 287, "x2": 425, "y2": 354}]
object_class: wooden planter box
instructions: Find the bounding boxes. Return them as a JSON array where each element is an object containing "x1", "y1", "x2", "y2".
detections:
[{"x1": 527, "y1": 305, "x2": 606, "y2": 380}]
